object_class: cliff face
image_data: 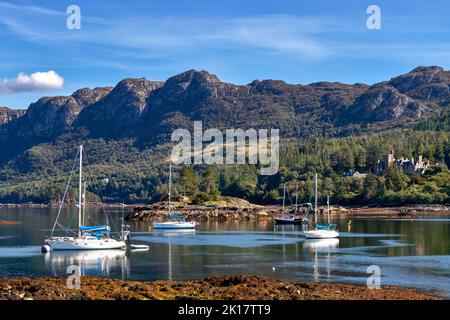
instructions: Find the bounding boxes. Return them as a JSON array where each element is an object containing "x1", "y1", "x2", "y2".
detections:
[
  {"x1": 0, "y1": 66, "x2": 448, "y2": 162},
  {"x1": 0, "y1": 107, "x2": 25, "y2": 125},
  {"x1": 75, "y1": 79, "x2": 163, "y2": 137}
]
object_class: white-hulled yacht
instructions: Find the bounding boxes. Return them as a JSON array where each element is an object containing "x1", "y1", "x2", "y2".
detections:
[
  {"x1": 303, "y1": 173, "x2": 339, "y2": 239},
  {"x1": 42, "y1": 146, "x2": 129, "y2": 252},
  {"x1": 152, "y1": 164, "x2": 198, "y2": 230}
]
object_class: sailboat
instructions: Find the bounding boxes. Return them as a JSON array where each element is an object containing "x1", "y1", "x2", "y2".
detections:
[
  {"x1": 303, "y1": 173, "x2": 339, "y2": 239},
  {"x1": 42, "y1": 145, "x2": 129, "y2": 252},
  {"x1": 274, "y1": 183, "x2": 304, "y2": 225},
  {"x1": 152, "y1": 164, "x2": 198, "y2": 229}
]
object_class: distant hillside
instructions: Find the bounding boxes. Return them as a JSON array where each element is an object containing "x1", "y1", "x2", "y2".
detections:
[
  {"x1": 414, "y1": 108, "x2": 450, "y2": 131},
  {"x1": 0, "y1": 66, "x2": 449, "y2": 204}
]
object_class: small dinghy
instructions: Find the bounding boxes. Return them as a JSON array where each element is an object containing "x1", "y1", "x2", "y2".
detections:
[
  {"x1": 130, "y1": 244, "x2": 150, "y2": 250},
  {"x1": 130, "y1": 244, "x2": 150, "y2": 252}
]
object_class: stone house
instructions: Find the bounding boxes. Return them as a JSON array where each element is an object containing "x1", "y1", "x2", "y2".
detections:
[{"x1": 375, "y1": 149, "x2": 429, "y2": 176}]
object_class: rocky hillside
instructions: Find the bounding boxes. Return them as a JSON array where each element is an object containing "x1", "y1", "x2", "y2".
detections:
[
  {"x1": 0, "y1": 107, "x2": 25, "y2": 125},
  {"x1": 0, "y1": 66, "x2": 448, "y2": 203},
  {"x1": 1, "y1": 66, "x2": 448, "y2": 159}
]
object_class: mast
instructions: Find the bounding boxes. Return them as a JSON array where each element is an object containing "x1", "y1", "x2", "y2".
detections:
[
  {"x1": 82, "y1": 181, "x2": 86, "y2": 226},
  {"x1": 314, "y1": 173, "x2": 318, "y2": 224},
  {"x1": 282, "y1": 183, "x2": 286, "y2": 215},
  {"x1": 294, "y1": 186, "x2": 298, "y2": 215},
  {"x1": 78, "y1": 145, "x2": 83, "y2": 237},
  {"x1": 327, "y1": 194, "x2": 330, "y2": 225},
  {"x1": 121, "y1": 202, "x2": 124, "y2": 240},
  {"x1": 168, "y1": 163, "x2": 172, "y2": 219}
]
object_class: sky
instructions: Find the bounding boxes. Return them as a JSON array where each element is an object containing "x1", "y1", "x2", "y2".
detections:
[{"x1": 0, "y1": 0, "x2": 450, "y2": 109}]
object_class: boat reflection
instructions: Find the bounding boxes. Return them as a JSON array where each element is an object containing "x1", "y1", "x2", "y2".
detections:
[
  {"x1": 151, "y1": 229, "x2": 196, "y2": 237},
  {"x1": 273, "y1": 224, "x2": 301, "y2": 232},
  {"x1": 44, "y1": 249, "x2": 129, "y2": 279},
  {"x1": 303, "y1": 238, "x2": 339, "y2": 250},
  {"x1": 303, "y1": 238, "x2": 339, "y2": 281}
]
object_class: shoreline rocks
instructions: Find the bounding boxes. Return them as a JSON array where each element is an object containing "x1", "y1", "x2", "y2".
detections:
[
  {"x1": 0, "y1": 275, "x2": 440, "y2": 300},
  {"x1": 349, "y1": 204, "x2": 450, "y2": 217},
  {"x1": 126, "y1": 203, "x2": 273, "y2": 222}
]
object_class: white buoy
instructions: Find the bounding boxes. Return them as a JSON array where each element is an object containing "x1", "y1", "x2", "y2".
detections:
[{"x1": 41, "y1": 245, "x2": 52, "y2": 253}]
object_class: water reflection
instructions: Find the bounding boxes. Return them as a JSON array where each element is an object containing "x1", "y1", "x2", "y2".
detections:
[
  {"x1": 150, "y1": 230, "x2": 197, "y2": 280},
  {"x1": 303, "y1": 238, "x2": 340, "y2": 250},
  {"x1": 44, "y1": 250, "x2": 130, "y2": 279},
  {"x1": 1, "y1": 207, "x2": 450, "y2": 297},
  {"x1": 304, "y1": 238, "x2": 339, "y2": 281},
  {"x1": 152, "y1": 229, "x2": 197, "y2": 237}
]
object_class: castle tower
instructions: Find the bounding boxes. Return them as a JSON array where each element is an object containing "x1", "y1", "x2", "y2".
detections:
[
  {"x1": 383, "y1": 149, "x2": 395, "y2": 168},
  {"x1": 414, "y1": 155, "x2": 423, "y2": 165}
]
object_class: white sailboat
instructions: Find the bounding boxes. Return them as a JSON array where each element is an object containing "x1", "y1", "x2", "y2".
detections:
[
  {"x1": 152, "y1": 164, "x2": 198, "y2": 230},
  {"x1": 303, "y1": 173, "x2": 339, "y2": 239},
  {"x1": 42, "y1": 145, "x2": 129, "y2": 252}
]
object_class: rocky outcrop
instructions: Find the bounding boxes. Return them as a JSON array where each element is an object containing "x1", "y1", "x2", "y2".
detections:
[
  {"x1": 3, "y1": 87, "x2": 111, "y2": 140},
  {"x1": 388, "y1": 66, "x2": 449, "y2": 98},
  {"x1": 126, "y1": 202, "x2": 348, "y2": 222},
  {"x1": 76, "y1": 79, "x2": 163, "y2": 137},
  {"x1": 127, "y1": 203, "x2": 272, "y2": 222},
  {"x1": 0, "y1": 107, "x2": 25, "y2": 125},
  {"x1": 346, "y1": 83, "x2": 432, "y2": 123}
]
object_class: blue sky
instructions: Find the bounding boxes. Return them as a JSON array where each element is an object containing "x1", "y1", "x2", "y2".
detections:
[{"x1": 1, "y1": 0, "x2": 449, "y2": 108}]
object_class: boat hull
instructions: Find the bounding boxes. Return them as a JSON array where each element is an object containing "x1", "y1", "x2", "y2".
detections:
[
  {"x1": 274, "y1": 218, "x2": 303, "y2": 225},
  {"x1": 303, "y1": 230, "x2": 339, "y2": 239},
  {"x1": 153, "y1": 222, "x2": 198, "y2": 229},
  {"x1": 45, "y1": 237, "x2": 127, "y2": 250}
]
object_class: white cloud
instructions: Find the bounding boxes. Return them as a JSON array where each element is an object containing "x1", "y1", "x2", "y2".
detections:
[{"x1": 0, "y1": 71, "x2": 64, "y2": 94}]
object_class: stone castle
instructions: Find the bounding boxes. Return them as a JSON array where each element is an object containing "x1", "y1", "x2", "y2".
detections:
[{"x1": 375, "y1": 149, "x2": 429, "y2": 176}]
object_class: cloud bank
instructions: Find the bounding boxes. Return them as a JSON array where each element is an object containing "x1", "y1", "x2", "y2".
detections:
[{"x1": 0, "y1": 71, "x2": 64, "y2": 94}]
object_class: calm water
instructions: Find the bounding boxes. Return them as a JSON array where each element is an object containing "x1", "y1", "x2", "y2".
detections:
[{"x1": 0, "y1": 207, "x2": 449, "y2": 297}]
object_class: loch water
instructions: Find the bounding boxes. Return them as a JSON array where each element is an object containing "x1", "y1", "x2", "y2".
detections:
[{"x1": 0, "y1": 207, "x2": 449, "y2": 297}]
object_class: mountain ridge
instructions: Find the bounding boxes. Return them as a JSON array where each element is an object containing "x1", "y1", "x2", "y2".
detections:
[{"x1": 0, "y1": 66, "x2": 449, "y2": 164}]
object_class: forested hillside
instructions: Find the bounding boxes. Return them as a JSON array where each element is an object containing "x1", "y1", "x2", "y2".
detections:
[{"x1": 0, "y1": 66, "x2": 448, "y2": 205}]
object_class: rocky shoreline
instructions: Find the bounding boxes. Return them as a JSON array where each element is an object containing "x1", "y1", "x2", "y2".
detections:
[
  {"x1": 126, "y1": 202, "x2": 450, "y2": 222},
  {"x1": 1, "y1": 201, "x2": 449, "y2": 221},
  {"x1": 0, "y1": 275, "x2": 441, "y2": 300},
  {"x1": 125, "y1": 201, "x2": 350, "y2": 222},
  {"x1": 349, "y1": 204, "x2": 450, "y2": 218}
]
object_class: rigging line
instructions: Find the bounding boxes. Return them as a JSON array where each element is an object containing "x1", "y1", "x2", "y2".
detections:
[
  {"x1": 50, "y1": 148, "x2": 80, "y2": 237},
  {"x1": 286, "y1": 188, "x2": 294, "y2": 206},
  {"x1": 56, "y1": 222, "x2": 77, "y2": 235},
  {"x1": 65, "y1": 208, "x2": 75, "y2": 236}
]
